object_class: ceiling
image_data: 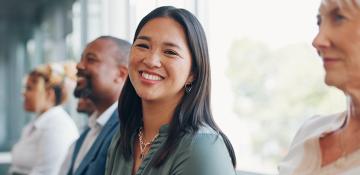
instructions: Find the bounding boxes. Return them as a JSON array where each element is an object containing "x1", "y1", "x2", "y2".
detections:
[
  {"x1": 1, "y1": 0, "x2": 43, "y2": 20},
  {"x1": 0, "y1": 0, "x2": 74, "y2": 42}
]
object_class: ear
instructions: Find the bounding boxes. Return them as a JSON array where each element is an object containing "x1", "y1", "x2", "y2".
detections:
[
  {"x1": 186, "y1": 73, "x2": 195, "y2": 84},
  {"x1": 114, "y1": 65, "x2": 128, "y2": 83},
  {"x1": 46, "y1": 87, "x2": 56, "y2": 105}
]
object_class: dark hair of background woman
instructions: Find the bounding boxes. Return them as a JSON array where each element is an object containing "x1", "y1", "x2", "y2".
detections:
[{"x1": 117, "y1": 6, "x2": 237, "y2": 168}]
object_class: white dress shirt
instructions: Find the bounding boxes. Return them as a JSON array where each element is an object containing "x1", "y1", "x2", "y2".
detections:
[
  {"x1": 279, "y1": 112, "x2": 360, "y2": 175},
  {"x1": 72, "y1": 101, "x2": 118, "y2": 172},
  {"x1": 9, "y1": 106, "x2": 79, "y2": 175}
]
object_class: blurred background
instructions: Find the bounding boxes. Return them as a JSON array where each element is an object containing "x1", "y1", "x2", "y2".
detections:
[{"x1": 0, "y1": 0, "x2": 345, "y2": 174}]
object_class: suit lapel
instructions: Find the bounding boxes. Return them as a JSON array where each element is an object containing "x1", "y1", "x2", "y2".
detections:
[
  {"x1": 74, "y1": 110, "x2": 119, "y2": 175},
  {"x1": 68, "y1": 127, "x2": 90, "y2": 175}
]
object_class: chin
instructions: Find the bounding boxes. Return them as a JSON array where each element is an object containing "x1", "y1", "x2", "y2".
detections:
[
  {"x1": 24, "y1": 106, "x2": 35, "y2": 113},
  {"x1": 135, "y1": 90, "x2": 157, "y2": 102},
  {"x1": 137, "y1": 93, "x2": 156, "y2": 101},
  {"x1": 324, "y1": 74, "x2": 346, "y2": 91}
]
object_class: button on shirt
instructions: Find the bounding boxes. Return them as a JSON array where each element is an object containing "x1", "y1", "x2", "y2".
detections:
[
  {"x1": 9, "y1": 106, "x2": 79, "y2": 175},
  {"x1": 73, "y1": 102, "x2": 118, "y2": 172}
]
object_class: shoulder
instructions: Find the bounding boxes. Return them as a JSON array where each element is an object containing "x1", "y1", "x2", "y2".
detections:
[
  {"x1": 278, "y1": 112, "x2": 344, "y2": 174},
  {"x1": 104, "y1": 110, "x2": 119, "y2": 128},
  {"x1": 44, "y1": 106, "x2": 72, "y2": 124},
  {"x1": 291, "y1": 112, "x2": 344, "y2": 144},
  {"x1": 173, "y1": 126, "x2": 235, "y2": 175},
  {"x1": 37, "y1": 107, "x2": 77, "y2": 133},
  {"x1": 190, "y1": 126, "x2": 231, "y2": 158},
  {"x1": 176, "y1": 126, "x2": 225, "y2": 152},
  {"x1": 191, "y1": 126, "x2": 225, "y2": 148},
  {"x1": 97, "y1": 110, "x2": 119, "y2": 141}
]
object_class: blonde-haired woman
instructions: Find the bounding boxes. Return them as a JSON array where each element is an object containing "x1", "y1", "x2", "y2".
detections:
[
  {"x1": 9, "y1": 62, "x2": 79, "y2": 175},
  {"x1": 279, "y1": 0, "x2": 360, "y2": 174}
]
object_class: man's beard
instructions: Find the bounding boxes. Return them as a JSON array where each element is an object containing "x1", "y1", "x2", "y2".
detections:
[{"x1": 74, "y1": 73, "x2": 93, "y2": 99}]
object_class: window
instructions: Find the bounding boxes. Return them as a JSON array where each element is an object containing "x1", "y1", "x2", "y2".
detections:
[{"x1": 71, "y1": 0, "x2": 344, "y2": 173}]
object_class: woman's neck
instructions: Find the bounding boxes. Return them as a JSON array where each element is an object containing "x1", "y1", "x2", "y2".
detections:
[
  {"x1": 346, "y1": 94, "x2": 360, "y2": 131},
  {"x1": 37, "y1": 104, "x2": 54, "y2": 117},
  {"x1": 141, "y1": 98, "x2": 179, "y2": 140}
]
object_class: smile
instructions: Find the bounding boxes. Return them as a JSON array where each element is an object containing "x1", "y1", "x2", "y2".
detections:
[
  {"x1": 141, "y1": 71, "x2": 163, "y2": 81},
  {"x1": 77, "y1": 76, "x2": 87, "y2": 82}
]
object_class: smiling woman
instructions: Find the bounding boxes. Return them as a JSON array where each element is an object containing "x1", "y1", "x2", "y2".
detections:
[
  {"x1": 105, "y1": 6, "x2": 236, "y2": 175},
  {"x1": 129, "y1": 17, "x2": 193, "y2": 102}
]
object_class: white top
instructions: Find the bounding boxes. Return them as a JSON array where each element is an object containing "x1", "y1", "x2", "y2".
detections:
[
  {"x1": 279, "y1": 112, "x2": 360, "y2": 175},
  {"x1": 58, "y1": 142, "x2": 75, "y2": 175},
  {"x1": 9, "y1": 106, "x2": 79, "y2": 175},
  {"x1": 72, "y1": 101, "x2": 118, "y2": 172}
]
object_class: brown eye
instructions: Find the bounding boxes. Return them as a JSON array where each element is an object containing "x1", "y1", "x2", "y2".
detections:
[
  {"x1": 164, "y1": 50, "x2": 178, "y2": 56},
  {"x1": 136, "y1": 43, "x2": 149, "y2": 49},
  {"x1": 87, "y1": 57, "x2": 96, "y2": 63}
]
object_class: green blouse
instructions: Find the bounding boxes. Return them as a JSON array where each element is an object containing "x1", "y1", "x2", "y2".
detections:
[{"x1": 105, "y1": 125, "x2": 236, "y2": 175}]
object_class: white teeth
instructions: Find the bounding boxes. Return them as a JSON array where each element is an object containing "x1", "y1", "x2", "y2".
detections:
[
  {"x1": 77, "y1": 77, "x2": 86, "y2": 81},
  {"x1": 77, "y1": 77, "x2": 87, "y2": 83},
  {"x1": 142, "y1": 72, "x2": 162, "y2": 81}
]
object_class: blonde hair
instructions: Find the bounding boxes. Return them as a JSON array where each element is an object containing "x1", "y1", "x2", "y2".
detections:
[
  {"x1": 321, "y1": 0, "x2": 360, "y2": 9},
  {"x1": 28, "y1": 61, "x2": 76, "y2": 105}
]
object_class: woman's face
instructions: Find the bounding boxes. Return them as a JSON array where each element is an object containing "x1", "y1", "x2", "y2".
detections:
[
  {"x1": 23, "y1": 76, "x2": 48, "y2": 113},
  {"x1": 312, "y1": 0, "x2": 360, "y2": 92},
  {"x1": 129, "y1": 17, "x2": 193, "y2": 104}
]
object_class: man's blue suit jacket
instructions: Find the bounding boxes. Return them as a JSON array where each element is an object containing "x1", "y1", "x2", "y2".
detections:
[{"x1": 67, "y1": 109, "x2": 119, "y2": 175}]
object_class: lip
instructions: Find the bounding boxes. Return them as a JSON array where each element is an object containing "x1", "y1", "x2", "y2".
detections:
[
  {"x1": 77, "y1": 76, "x2": 87, "y2": 82},
  {"x1": 138, "y1": 70, "x2": 164, "y2": 85},
  {"x1": 76, "y1": 76, "x2": 88, "y2": 88},
  {"x1": 323, "y1": 57, "x2": 340, "y2": 62},
  {"x1": 322, "y1": 57, "x2": 340, "y2": 68},
  {"x1": 76, "y1": 70, "x2": 91, "y2": 79}
]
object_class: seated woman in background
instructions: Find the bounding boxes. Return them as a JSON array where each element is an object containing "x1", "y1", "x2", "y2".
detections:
[
  {"x1": 9, "y1": 62, "x2": 79, "y2": 175},
  {"x1": 105, "y1": 6, "x2": 236, "y2": 175},
  {"x1": 279, "y1": 0, "x2": 360, "y2": 174}
]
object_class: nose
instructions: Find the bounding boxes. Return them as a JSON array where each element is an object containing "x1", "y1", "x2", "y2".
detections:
[
  {"x1": 76, "y1": 59, "x2": 85, "y2": 71},
  {"x1": 312, "y1": 26, "x2": 331, "y2": 55},
  {"x1": 22, "y1": 88, "x2": 28, "y2": 99},
  {"x1": 143, "y1": 51, "x2": 161, "y2": 68}
]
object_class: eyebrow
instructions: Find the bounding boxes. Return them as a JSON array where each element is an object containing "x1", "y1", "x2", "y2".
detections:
[
  {"x1": 329, "y1": 6, "x2": 340, "y2": 15},
  {"x1": 136, "y1": 35, "x2": 151, "y2": 41},
  {"x1": 80, "y1": 52, "x2": 97, "y2": 60},
  {"x1": 85, "y1": 53, "x2": 97, "y2": 57},
  {"x1": 317, "y1": 5, "x2": 341, "y2": 24},
  {"x1": 136, "y1": 35, "x2": 182, "y2": 50}
]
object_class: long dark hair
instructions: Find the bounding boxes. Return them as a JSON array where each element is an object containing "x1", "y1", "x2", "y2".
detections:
[{"x1": 118, "y1": 6, "x2": 236, "y2": 167}]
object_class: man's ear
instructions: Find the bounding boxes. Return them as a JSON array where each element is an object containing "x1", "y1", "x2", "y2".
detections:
[{"x1": 115, "y1": 65, "x2": 128, "y2": 83}]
